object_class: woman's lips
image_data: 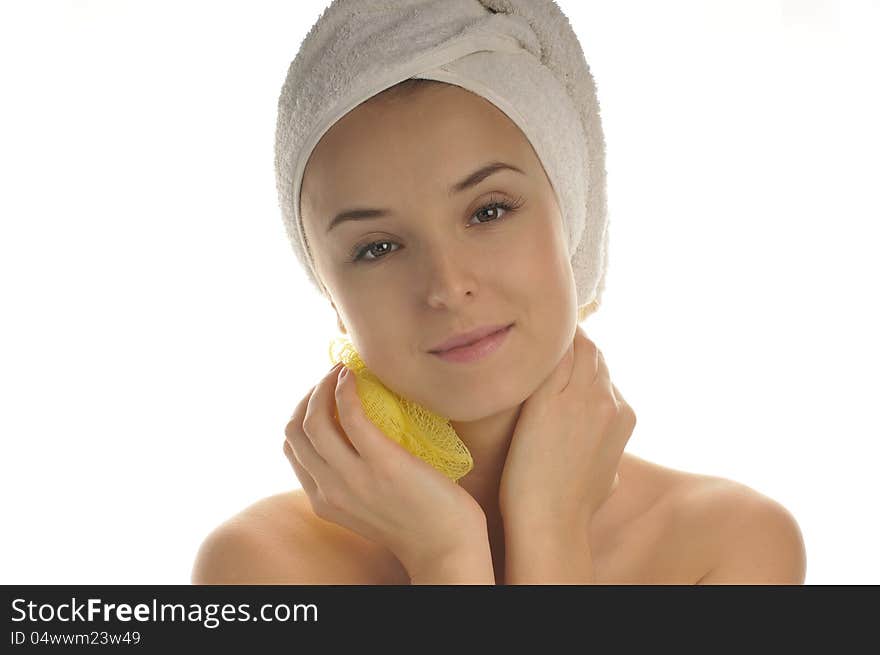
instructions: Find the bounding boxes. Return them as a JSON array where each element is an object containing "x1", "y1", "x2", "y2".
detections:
[{"x1": 429, "y1": 324, "x2": 513, "y2": 364}]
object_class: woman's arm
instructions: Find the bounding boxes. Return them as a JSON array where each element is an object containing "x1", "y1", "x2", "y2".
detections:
[
  {"x1": 407, "y1": 538, "x2": 496, "y2": 585},
  {"x1": 503, "y1": 521, "x2": 595, "y2": 584},
  {"x1": 191, "y1": 515, "x2": 497, "y2": 585}
]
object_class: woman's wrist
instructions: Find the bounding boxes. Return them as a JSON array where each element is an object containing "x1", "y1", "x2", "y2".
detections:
[
  {"x1": 500, "y1": 500, "x2": 595, "y2": 538},
  {"x1": 406, "y1": 523, "x2": 495, "y2": 584},
  {"x1": 503, "y1": 517, "x2": 596, "y2": 584},
  {"x1": 408, "y1": 543, "x2": 496, "y2": 584}
]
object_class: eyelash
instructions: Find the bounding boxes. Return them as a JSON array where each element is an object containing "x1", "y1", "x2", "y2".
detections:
[{"x1": 348, "y1": 194, "x2": 526, "y2": 263}]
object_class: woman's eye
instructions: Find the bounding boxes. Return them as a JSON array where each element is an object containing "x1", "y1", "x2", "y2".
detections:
[
  {"x1": 468, "y1": 202, "x2": 512, "y2": 226},
  {"x1": 353, "y1": 241, "x2": 398, "y2": 262},
  {"x1": 350, "y1": 196, "x2": 524, "y2": 263}
]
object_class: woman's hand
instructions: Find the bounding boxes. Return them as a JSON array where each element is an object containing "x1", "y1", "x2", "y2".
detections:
[
  {"x1": 283, "y1": 363, "x2": 490, "y2": 581},
  {"x1": 498, "y1": 326, "x2": 637, "y2": 531}
]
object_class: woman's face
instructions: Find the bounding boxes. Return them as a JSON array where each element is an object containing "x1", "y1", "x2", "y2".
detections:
[{"x1": 300, "y1": 82, "x2": 578, "y2": 420}]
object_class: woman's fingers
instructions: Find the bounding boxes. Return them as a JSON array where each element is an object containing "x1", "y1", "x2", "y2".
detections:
[
  {"x1": 283, "y1": 369, "x2": 337, "y2": 484},
  {"x1": 592, "y1": 349, "x2": 618, "y2": 411},
  {"x1": 285, "y1": 383, "x2": 316, "y2": 442},
  {"x1": 568, "y1": 327, "x2": 617, "y2": 409},
  {"x1": 610, "y1": 381, "x2": 637, "y2": 434},
  {"x1": 332, "y1": 362, "x2": 397, "y2": 464},
  {"x1": 302, "y1": 363, "x2": 361, "y2": 470},
  {"x1": 283, "y1": 385, "x2": 322, "y2": 493},
  {"x1": 565, "y1": 325, "x2": 598, "y2": 393},
  {"x1": 572, "y1": 334, "x2": 632, "y2": 467},
  {"x1": 289, "y1": 394, "x2": 332, "y2": 482},
  {"x1": 282, "y1": 439, "x2": 319, "y2": 496},
  {"x1": 610, "y1": 380, "x2": 627, "y2": 411}
]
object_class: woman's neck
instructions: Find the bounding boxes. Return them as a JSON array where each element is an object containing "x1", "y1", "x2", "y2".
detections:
[
  {"x1": 450, "y1": 404, "x2": 521, "y2": 511},
  {"x1": 449, "y1": 404, "x2": 523, "y2": 581}
]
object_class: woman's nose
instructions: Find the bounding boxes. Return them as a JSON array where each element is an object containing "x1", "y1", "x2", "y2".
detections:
[{"x1": 421, "y1": 246, "x2": 479, "y2": 309}]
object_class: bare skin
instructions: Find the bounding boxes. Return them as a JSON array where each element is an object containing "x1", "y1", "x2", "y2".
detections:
[
  {"x1": 193, "y1": 82, "x2": 806, "y2": 585},
  {"x1": 197, "y1": 451, "x2": 731, "y2": 585}
]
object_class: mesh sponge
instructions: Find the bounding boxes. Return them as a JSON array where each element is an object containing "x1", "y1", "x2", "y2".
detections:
[{"x1": 328, "y1": 336, "x2": 474, "y2": 483}]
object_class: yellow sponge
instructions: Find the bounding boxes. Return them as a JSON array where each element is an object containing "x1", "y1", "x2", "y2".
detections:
[{"x1": 328, "y1": 336, "x2": 473, "y2": 483}]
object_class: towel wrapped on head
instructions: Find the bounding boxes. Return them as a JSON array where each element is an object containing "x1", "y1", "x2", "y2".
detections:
[{"x1": 275, "y1": 0, "x2": 609, "y2": 320}]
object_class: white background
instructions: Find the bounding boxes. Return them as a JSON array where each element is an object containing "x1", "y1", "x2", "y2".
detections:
[{"x1": 1, "y1": 0, "x2": 877, "y2": 584}]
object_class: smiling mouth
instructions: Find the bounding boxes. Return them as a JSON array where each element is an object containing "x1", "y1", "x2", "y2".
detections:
[{"x1": 429, "y1": 323, "x2": 514, "y2": 364}]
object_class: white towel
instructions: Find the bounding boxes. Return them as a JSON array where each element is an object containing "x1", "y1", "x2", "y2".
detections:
[{"x1": 275, "y1": 0, "x2": 609, "y2": 316}]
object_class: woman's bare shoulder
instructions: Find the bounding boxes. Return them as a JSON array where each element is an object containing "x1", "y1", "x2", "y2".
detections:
[
  {"x1": 622, "y1": 452, "x2": 788, "y2": 540},
  {"x1": 595, "y1": 452, "x2": 794, "y2": 584},
  {"x1": 191, "y1": 490, "x2": 408, "y2": 585},
  {"x1": 654, "y1": 457, "x2": 799, "y2": 537},
  {"x1": 620, "y1": 451, "x2": 772, "y2": 512},
  {"x1": 675, "y1": 473, "x2": 806, "y2": 584},
  {"x1": 633, "y1": 454, "x2": 806, "y2": 584}
]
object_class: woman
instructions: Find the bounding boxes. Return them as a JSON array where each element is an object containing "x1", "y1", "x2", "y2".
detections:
[{"x1": 192, "y1": 0, "x2": 806, "y2": 585}]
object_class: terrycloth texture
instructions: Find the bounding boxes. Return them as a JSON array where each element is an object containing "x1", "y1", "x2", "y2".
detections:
[
  {"x1": 329, "y1": 336, "x2": 474, "y2": 482},
  {"x1": 275, "y1": 0, "x2": 610, "y2": 313}
]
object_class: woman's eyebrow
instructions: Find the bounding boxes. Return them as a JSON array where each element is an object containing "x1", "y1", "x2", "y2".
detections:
[{"x1": 324, "y1": 161, "x2": 525, "y2": 233}]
